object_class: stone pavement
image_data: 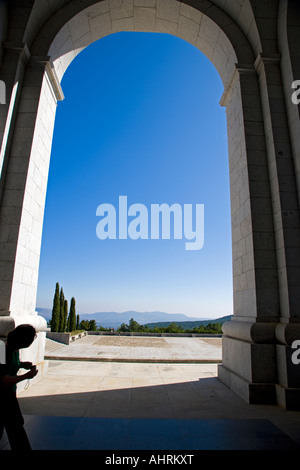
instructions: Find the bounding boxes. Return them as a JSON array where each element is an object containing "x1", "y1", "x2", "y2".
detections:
[
  {"x1": 44, "y1": 334, "x2": 223, "y2": 363},
  {"x1": 1, "y1": 335, "x2": 300, "y2": 451}
]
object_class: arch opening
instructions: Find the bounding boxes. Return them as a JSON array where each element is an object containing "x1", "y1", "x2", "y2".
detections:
[
  {"x1": 30, "y1": 1, "x2": 241, "y2": 324},
  {"x1": 12, "y1": 0, "x2": 246, "y2": 320},
  {"x1": 2, "y1": 0, "x2": 254, "y2": 381},
  {"x1": 36, "y1": 30, "x2": 233, "y2": 322}
]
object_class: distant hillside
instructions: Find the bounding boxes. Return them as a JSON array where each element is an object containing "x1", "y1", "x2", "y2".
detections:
[
  {"x1": 36, "y1": 308, "x2": 215, "y2": 329},
  {"x1": 145, "y1": 315, "x2": 232, "y2": 329},
  {"x1": 36, "y1": 307, "x2": 52, "y2": 320}
]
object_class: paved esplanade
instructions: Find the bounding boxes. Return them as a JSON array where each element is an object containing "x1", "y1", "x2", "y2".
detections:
[
  {"x1": 44, "y1": 334, "x2": 223, "y2": 363},
  {"x1": 1, "y1": 335, "x2": 299, "y2": 451}
]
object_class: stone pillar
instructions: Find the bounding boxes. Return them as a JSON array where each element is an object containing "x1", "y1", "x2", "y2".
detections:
[
  {"x1": 0, "y1": 44, "x2": 63, "y2": 389},
  {"x1": 255, "y1": 53, "x2": 300, "y2": 410},
  {"x1": 218, "y1": 58, "x2": 300, "y2": 410},
  {"x1": 218, "y1": 65, "x2": 278, "y2": 405}
]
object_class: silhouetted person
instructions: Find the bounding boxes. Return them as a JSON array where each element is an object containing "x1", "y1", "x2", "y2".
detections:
[{"x1": 0, "y1": 324, "x2": 38, "y2": 450}]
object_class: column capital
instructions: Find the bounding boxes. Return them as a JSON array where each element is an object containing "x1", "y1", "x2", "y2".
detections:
[
  {"x1": 220, "y1": 63, "x2": 256, "y2": 107},
  {"x1": 29, "y1": 55, "x2": 64, "y2": 102},
  {"x1": 45, "y1": 62, "x2": 64, "y2": 102},
  {"x1": 254, "y1": 53, "x2": 281, "y2": 72},
  {"x1": 2, "y1": 42, "x2": 64, "y2": 101},
  {"x1": 3, "y1": 41, "x2": 30, "y2": 63}
]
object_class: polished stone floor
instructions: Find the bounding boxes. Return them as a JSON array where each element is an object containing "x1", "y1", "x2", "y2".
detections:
[{"x1": 1, "y1": 415, "x2": 299, "y2": 450}]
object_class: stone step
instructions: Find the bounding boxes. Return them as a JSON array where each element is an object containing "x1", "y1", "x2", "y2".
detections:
[{"x1": 45, "y1": 338, "x2": 68, "y2": 354}]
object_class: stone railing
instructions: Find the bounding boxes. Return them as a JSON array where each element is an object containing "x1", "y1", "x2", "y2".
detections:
[{"x1": 87, "y1": 331, "x2": 222, "y2": 338}]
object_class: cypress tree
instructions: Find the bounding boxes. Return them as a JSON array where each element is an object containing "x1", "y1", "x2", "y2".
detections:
[
  {"x1": 76, "y1": 314, "x2": 80, "y2": 331},
  {"x1": 58, "y1": 288, "x2": 65, "y2": 332},
  {"x1": 69, "y1": 297, "x2": 76, "y2": 333},
  {"x1": 63, "y1": 299, "x2": 68, "y2": 332},
  {"x1": 51, "y1": 282, "x2": 60, "y2": 332},
  {"x1": 67, "y1": 309, "x2": 70, "y2": 332}
]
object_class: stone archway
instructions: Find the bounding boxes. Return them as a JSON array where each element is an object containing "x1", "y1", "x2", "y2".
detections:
[{"x1": 0, "y1": 0, "x2": 299, "y2": 410}]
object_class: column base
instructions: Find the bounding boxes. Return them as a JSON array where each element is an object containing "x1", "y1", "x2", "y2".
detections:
[
  {"x1": 275, "y1": 343, "x2": 300, "y2": 410},
  {"x1": 0, "y1": 313, "x2": 48, "y2": 392},
  {"x1": 218, "y1": 364, "x2": 277, "y2": 405},
  {"x1": 218, "y1": 319, "x2": 300, "y2": 411},
  {"x1": 276, "y1": 384, "x2": 300, "y2": 411}
]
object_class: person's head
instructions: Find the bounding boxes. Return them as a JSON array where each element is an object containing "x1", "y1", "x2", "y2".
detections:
[{"x1": 7, "y1": 324, "x2": 37, "y2": 350}]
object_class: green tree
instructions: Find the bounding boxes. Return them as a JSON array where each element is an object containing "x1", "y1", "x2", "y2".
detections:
[
  {"x1": 88, "y1": 320, "x2": 97, "y2": 331},
  {"x1": 79, "y1": 319, "x2": 97, "y2": 331},
  {"x1": 58, "y1": 287, "x2": 65, "y2": 332},
  {"x1": 67, "y1": 310, "x2": 70, "y2": 332},
  {"x1": 118, "y1": 322, "x2": 129, "y2": 332},
  {"x1": 129, "y1": 318, "x2": 140, "y2": 332},
  {"x1": 51, "y1": 282, "x2": 60, "y2": 332},
  {"x1": 76, "y1": 314, "x2": 80, "y2": 330},
  {"x1": 79, "y1": 320, "x2": 89, "y2": 331},
  {"x1": 165, "y1": 322, "x2": 182, "y2": 333},
  {"x1": 62, "y1": 299, "x2": 68, "y2": 332},
  {"x1": 68, "y1": 297, "x2": 76, "y2": 332}
]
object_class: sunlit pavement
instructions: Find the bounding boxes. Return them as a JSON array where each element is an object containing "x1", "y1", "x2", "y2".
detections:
[{"x1": 44, "y1": 334, "x2": 223, "y2": 363}]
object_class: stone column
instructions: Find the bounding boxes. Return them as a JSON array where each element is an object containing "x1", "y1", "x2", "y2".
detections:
[
  {"x1": 0, "y1": 44, "x2": 63, "y2": 388},
  {"x1": 218, "y1": 57, "x2": 300, "y2": 410},
  {"x1": 255, "y1": 54, "x2": 300, "y2": 410},
  {"x1": 218, "y1": 64, "x2": 281, "y2": 406}
]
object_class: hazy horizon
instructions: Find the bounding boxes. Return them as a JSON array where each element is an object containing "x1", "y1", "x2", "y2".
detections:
[{"x1": 36, "y1": 305, "x2": 229, "y2": 321}]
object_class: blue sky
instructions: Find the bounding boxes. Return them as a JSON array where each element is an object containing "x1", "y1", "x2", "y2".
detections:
[{"x1": 36, "y1": 32, "x2": 233, "y2": 319}]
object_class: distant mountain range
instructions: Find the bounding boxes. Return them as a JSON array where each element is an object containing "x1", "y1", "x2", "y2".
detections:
[
  {"x1": 145, "y1": 315, "x2": 232, "y2": 329},
  {"x1": 36, "y1": 307, "x2": 231, "y2": 329}
]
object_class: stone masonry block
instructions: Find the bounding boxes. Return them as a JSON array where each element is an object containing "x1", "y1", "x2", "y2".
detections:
[
  {"x1": 112, "y1": 17, "x2": 134, "y2": 32},
  {"x1": 110, "y1": 0, "x2": 134, "y2": 20},
  {"x1": 134, "y1": 7, "x2": 156, "y2": 31},
  {"x1": 177, "y1": 15, "x2": 199, "y2": 46},
  {"x1": 89, "y1": 13, "x2": 112, "y2": 41},
  {"x1": 86, "y1": 1, "x2": 110, "y2": 18},
  {"x1": 134, "y1": 0, "x2": 156, "y2": 7},
  {"x1": 198, "y1": 14, "x2": 220, "y2": 48},
  {"x1": 157, "y1": 0, "x2": 180, "y2": 23},
  {"x1": 180, "y1": 3, "x2": 203, "y2": 24},
  {"x1": 68, "y1": 11, "x2": 90, "y2": 40}
]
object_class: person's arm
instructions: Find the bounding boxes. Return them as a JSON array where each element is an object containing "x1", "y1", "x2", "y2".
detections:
[
  {"x1": 0, "y1": 367, "x2": 38, "y2": 387},
  {"x1": 19, "y1": 361, "x2": 33, "y2": 369}
]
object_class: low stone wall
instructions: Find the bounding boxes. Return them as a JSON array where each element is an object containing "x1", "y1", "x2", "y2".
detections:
[
  {"x1": 88, "y1": 331, "x2": 222, "y2": 338},
  {"x1": 46, "y1": 331, "x2": 87, "y2": 345}
]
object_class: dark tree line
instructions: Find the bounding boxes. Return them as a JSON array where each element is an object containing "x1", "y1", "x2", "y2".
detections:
[
  {"x1": 77, "y1": 317, "x2": 223, "y2": 334},
  {"x1": 118, "y1": 318, "x2": 222, "y2": 334},
  {"x1": 50, "y1": 282, "x2": 79, "y2": 333}
]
